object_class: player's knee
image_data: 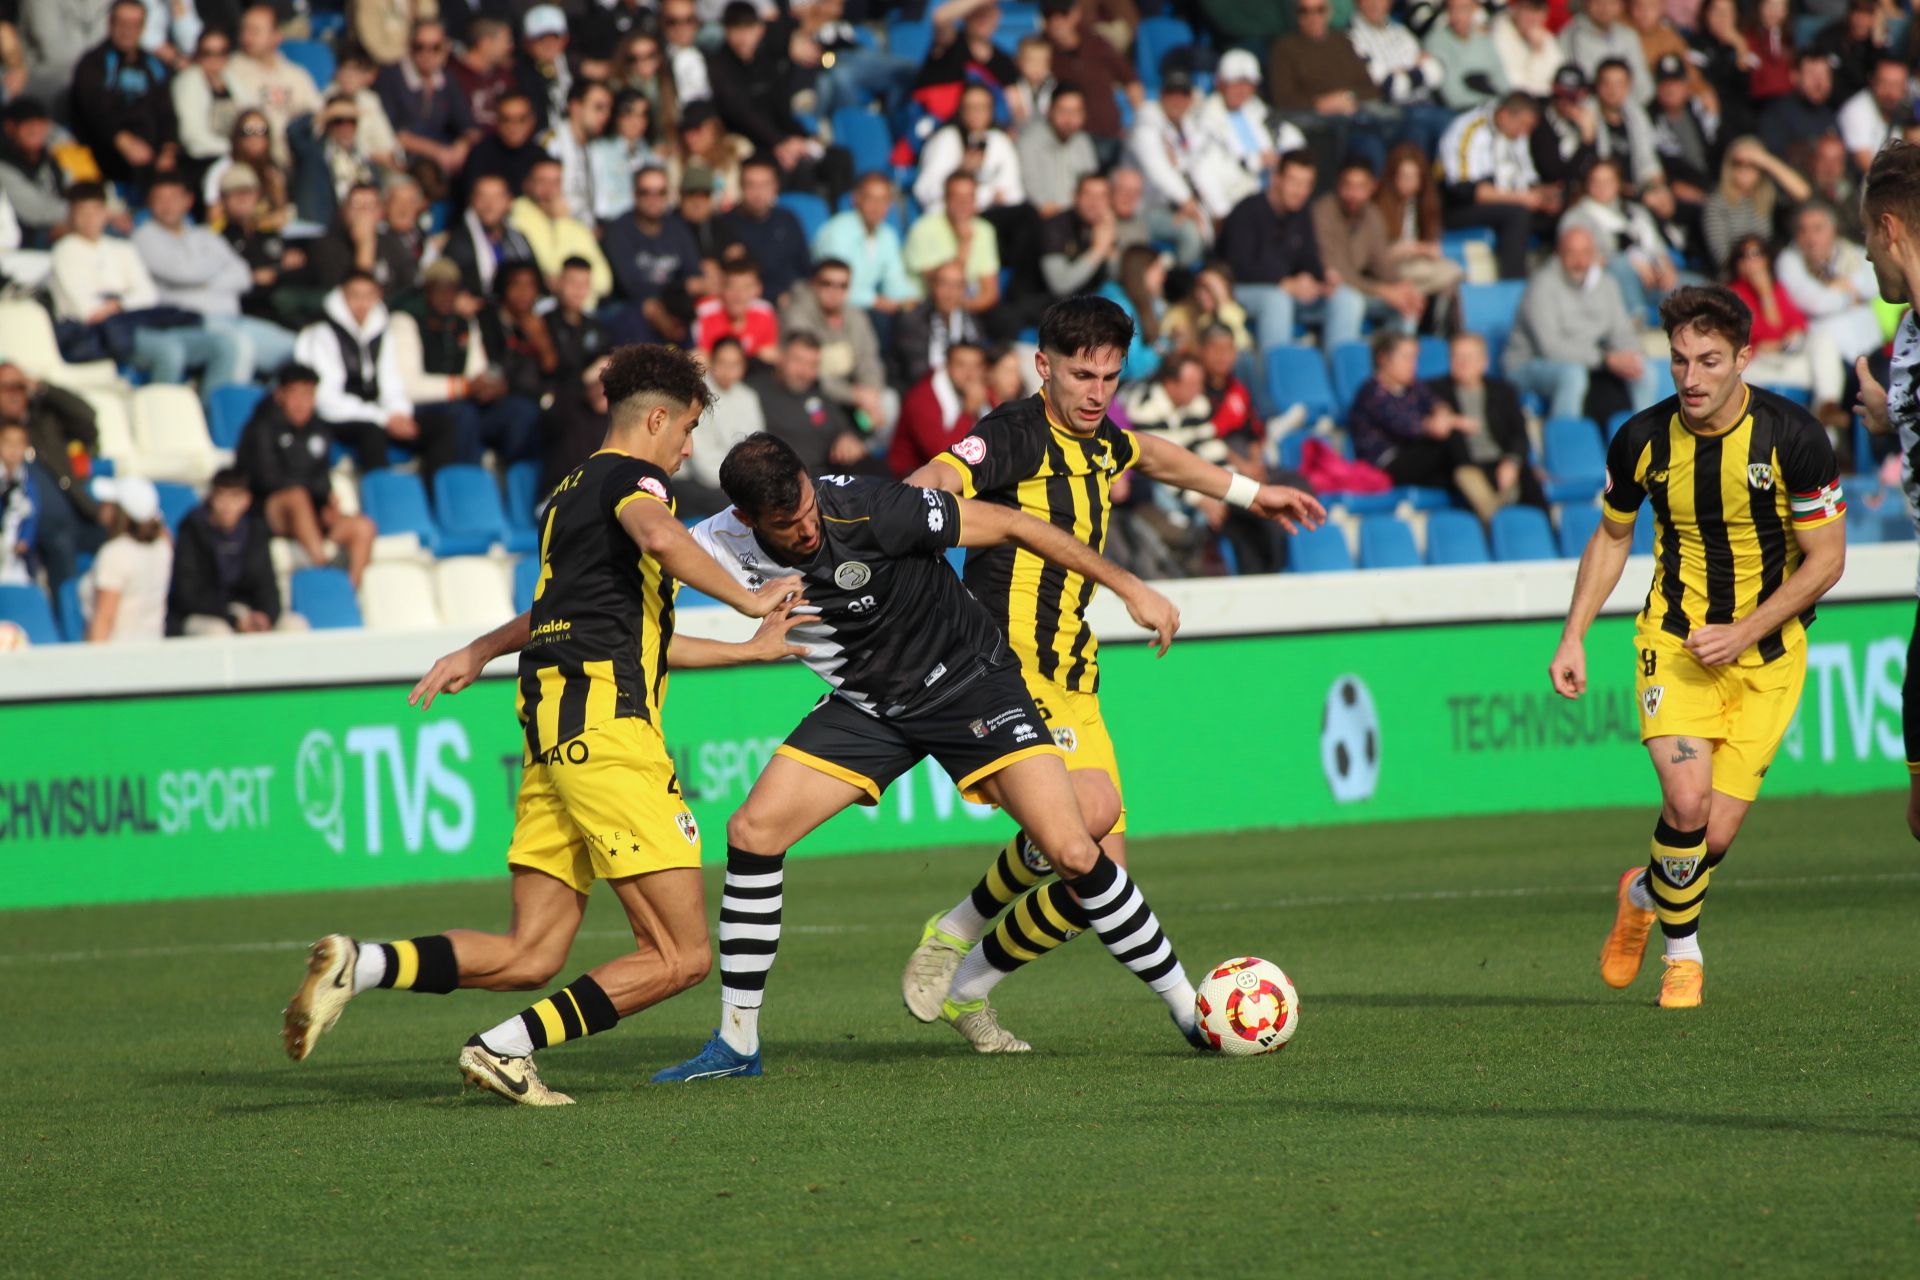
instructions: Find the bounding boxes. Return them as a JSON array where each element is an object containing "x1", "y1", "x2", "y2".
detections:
[
  {"x1": 1071, "y1": 774, "x2": 1120, "y2": 839},
  {"x1": 725, "y1": 807, "x2": 781, "y2": 854},
  {"x1": 674, "y1": 945, "x2": 713, "y2": 992},
  {"x1": 1662, "y1": 788, "x2": 1712, "y2": 832},
  {"x1": 1039, "y1": 833, "x2": 1102, "y2": 878},
  {"x1": 498, "y1": 952, "x2": 565, "y2": 990}
]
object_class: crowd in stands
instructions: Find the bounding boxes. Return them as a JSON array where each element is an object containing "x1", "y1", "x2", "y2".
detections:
[{"x1": 0, "y1": 0, "x2": 1912, "y2": 644}]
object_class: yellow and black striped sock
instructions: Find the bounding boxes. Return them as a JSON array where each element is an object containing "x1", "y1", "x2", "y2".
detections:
[
  {"x1": 374, "y1": 936, "x2": 459, "y2": 994},
  {"x1": 512, "y1": 974, "x2": 621, "y2": 1051},
  {"x1": 979, "y1": 881, "x2": 1088, "y2": 974},
  {"x1": 1646, "y1": 818, "x2": 1712, "y2": 941},
  {"x1": 966, "y1": 833, "x2": 1054, "y2": 921}
]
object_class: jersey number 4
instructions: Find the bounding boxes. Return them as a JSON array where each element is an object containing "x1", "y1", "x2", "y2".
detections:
[{"x1": 533, "y1": 506, "x2": 558, "y2": 602}]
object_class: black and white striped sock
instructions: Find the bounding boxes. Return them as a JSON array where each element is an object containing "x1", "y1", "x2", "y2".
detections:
[
  {"x1": 717, "y1": 845, "x2": 784, "y2": 1055},
  {"x1": 1064, "y1": 853, "x2": 1196, "y2": 1030}
]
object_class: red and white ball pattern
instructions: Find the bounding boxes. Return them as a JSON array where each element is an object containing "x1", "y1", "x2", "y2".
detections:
[{"x1": 1194, "y1": 957, "x2": 1298, "y2": 1056}]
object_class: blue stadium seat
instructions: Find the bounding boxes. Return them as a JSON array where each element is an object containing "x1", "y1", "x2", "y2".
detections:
[
  {"x1": 432, "y1": 464, "x2": 511, "y2": 556},
  {"x1": 1460, "y1": 281, "x2": 1527, "y2": 365},
  {"x1": 1328, "y1": 341, "x2": 1372, "y2": 421},
  {"x1": 1396, "y1": 486, "x2": 1454, "y2": 511},
  {"x1": 1135, "y1": 15, "x2": 1195, "y2": 90},
  {"x1": 1264, "y1": 344, "x2": 1338, "y2": 424},
  {"x1": 1440, "y1": 227, "x2": 1495, "y2": 272},
  {"x1": 1606, "y1": 409, "x2": 1634, "y2": 441},
  {"x1": 512, "y1": 555, "x2": 540, "y2": 613},
  {"x1": 207, "y1": 384, "x2": 266, "y2": 450},
  {"x1": 359, "y1": 470, "x2": 440, "y2": 553},
  {"x1": 1558, "y1": 502, "x2": 1602, "y2": 557},
  {"x1": 1490, "y1": 506, "x2": 1557, "y2": 562},
  {"x1": 282, "y1": 38, "x2": 335, "y2": 90},
  {"x1": 678, "y1": 587, "x2": 724, "y2": 608},
  {"x1": 290, "y1": 567, "x2": 363, "y2": 629},
  {"x1": 1542, "y1": 416, "x2": 1607, "y2": 502},
  {"x1": 1426, "y1": 509, "x2": 1489, "y2": 565},
  {"x1": 0, "y1": 582, "x2": 61, "y2": 644},
  {"x1": 55, "y1": 578, "x2": 86, "y2": 642},
  {"x1": 1287, "y1": 524, "x2": 1354, "y2": 573},
  {"x1": 832, "y1": 109, "x2": 894, "y2": 176},
  {"x1": 994, "y1": 4, "x2": 1038, "y2": 54},
  {"x1": 1416, "y1": 336, "x2": 1450, "y2": 381},
  {"x1": 778, "y1": 191, "x2": 831, "y2": 244},
  {"x1": 1333, "y1": 490, "x2": 1397, "y2": 514},
  {"x1": 505, "y1": 460, "x2": 543, "y2": 534},
  {"x1": 887, "y1": 18, "x2": 933, "y2": 66},
  {"x1": 1358, "y1": 515, "x2": 1420, "y2": 569},
  {"x1": 154, "y1": 481, "x2": 198, "y2": 532}
]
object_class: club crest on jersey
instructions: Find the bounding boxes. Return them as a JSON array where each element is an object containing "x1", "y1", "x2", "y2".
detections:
[
  {"x1": 834, "y1": 561, "x2": 871, "y2": 590},
  {"x1": 1052, "y1": 726, "x2": 1078, "y2": 752},
  {"x1": 637, "y1": 475, "x2": 668, "y2": 501},
  {"x1": 1642, "y1": 685, "x2": 1664, "y2": 718},
  {"x1": 969, "y1": 718, "x2": 987, "y2": 738},
  {"x1": 675, "y1": 811, "x2": 699, "y2": 844},
  {"x1": 1747, "y1": 463, "x2": 1775, "y2": 491},
  {"x1": 1661, "y1": 854, "x2": 1700, "y2": 887},
  {"x1": 952, "y1": 435, "x2": 987, "y2": 465}
]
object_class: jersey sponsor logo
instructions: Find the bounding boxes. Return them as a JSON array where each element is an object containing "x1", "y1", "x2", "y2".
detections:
[
  {"x1": 1013, "y1": 722, "x2": 1040, "y2": 743},
  {"x1": 1660, "y1": 854, "x2": 1701, "y2": 887},
  {"x1": 1646, "y1": 469, "x2": 1668, "y2": 485},
  {"x1": 818, "y1": 474, "x2": 854, "y2": 486},
  {"x1": 536, "y1": 739, "x2": 592, "y2": 766},
  {"x1": 834, "y1": 561, "x2": 872, "y2": 590},
  {"x1": 637, "y1": 475, "x2": 668, "y2": 501},
  {"x1": 1052, "y1": 726, "x2": 1078, "y2": 752},
  {"x1": 969, "y1": 718, "x2": 988, "y2": 738},
  {"x1": 675, "y1": 810, "x2": 699, "y2": 844},
  {"x1": 952, "y1": 435, "x2": 987, "y2": 465},
  {"x1": 847, "y1": 594, "x2": 878, "y2": 613},
  {"x1": 922, "y1": 488, "x2": 947, "y2": 532},
  {"x1": 923, "y1": 662, "x2": 947, "y2": 686},
  {"x1": 1642, "y1": 685, "x2": 1664, "y2": 718},
  {"x1": 1747, "y1": 463, "x2": 1775, "y2": 491}
]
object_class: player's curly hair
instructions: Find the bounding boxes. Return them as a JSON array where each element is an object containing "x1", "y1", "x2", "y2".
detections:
[
  {"x1": 1037, "y1": 295, "x2": 1135, "y2": 361},
  {"x1": 1658, "y1": 285, "x2": 1752, "y2": 353},
  {"x1": 719, "y1": 432, "x2": 807, "y2": 518},
  {"x1": 1864, "y1": 138, "x2": 1920, "y2": 237},
  {"x1": 599, "y1": 343, "x2": 715, "y2": 420}
]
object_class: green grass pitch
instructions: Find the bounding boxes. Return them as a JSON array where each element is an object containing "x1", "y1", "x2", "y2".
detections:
[{"x1": 4, "y1": 793, "x2": 1917, "y2": 1277}]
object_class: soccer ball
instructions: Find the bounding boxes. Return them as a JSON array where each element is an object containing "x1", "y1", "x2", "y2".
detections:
[
  {"x1": 1320, "y1": 674, "x2": 1379, "y2": 803},
  {"x1": 1194, "y1": 957, "x2": 1299, "y2": 1056}
]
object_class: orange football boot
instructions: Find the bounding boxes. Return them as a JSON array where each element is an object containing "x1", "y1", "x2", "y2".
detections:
[
  {"x1": 1599, "y1": 868, "x2": 1656, "y2": 989},
  {"x1": 1658, "y1": 957, "x2": 1704, "y2": 1008}
]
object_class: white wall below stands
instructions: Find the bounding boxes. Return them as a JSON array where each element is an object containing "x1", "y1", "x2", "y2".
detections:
[{"x1": 5, "y1": 545, "x2": 1914, "y2": 703}]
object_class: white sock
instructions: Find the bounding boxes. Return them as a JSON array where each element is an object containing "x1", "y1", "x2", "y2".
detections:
[
  {"x1": 936, "y1": 899, "x2": 993, "y2": 943},
  {"x1": 1155, "y1": 972, "x2": 1199, "y2": 1032},
  {"x1": 352, "y1": 941, "x2": 388, "y2": 993},
  {"x1": 1627, "y1": 872, "x2": 1655, "y2": 911},
  {"x1": 948, "y1": 945, "x2": 1006, "y2": 1005},
  {"x1": 1664, "y1": 934, "x2": 1703, "y2": 963},
  {"x1": 477, "y1": 1016, "x2": 535, "y2": 1059},
  {"x1": 719, "y1": 1002, "x2": 760, "y2": 1056}
]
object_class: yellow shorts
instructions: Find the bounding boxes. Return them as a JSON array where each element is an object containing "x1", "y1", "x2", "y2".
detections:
[
  {"x1": 1021, "y1": 671, "x2": 1127, "y2": 834},
  {"x1": 505, "y1": 716, "x2": 703, "y2": 894},
  {"x1": 1633, "y1": 632, "x2": 1808, "y2": 803}
]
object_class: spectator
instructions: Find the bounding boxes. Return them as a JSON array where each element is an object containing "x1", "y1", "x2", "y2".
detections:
[
  {"x1": 166, "y1": 466, "x2": 306, "y2": 636},
  {"x1": 328, "y1": 50, "x2": 402, "y2": 176},
  {"x1": 0, "y1": 420, "x2": 36, "y2": 587},
  {"x1": 1313, "y1": 157, "x2": 1432, "y2": 337},
  {"x1": 917, "y1": 82, "x2": 1026, "y2": 213},
  {"x1": 917, "y1": 0, "x2": 1017, "y2": 129},
  {"x1": 903, "y1": 170, "x2": 1000, "y2": 320},
  {"x1": 1530, "y1": 63, "x2": 1599, "y2": 193},
  {"x1": 667, "y1": 101, "x2": 748, "y2": 209},
  {"x1": 1099, "y1": 243, "x2": 1168, "y2": 381},
  {"x1": 172, "y1": 29, "x2": 242, "y2": 168},
  {"x1": 1700, "y1": 136, "x2": 1808, "y2": 272},
  {"x1": 203, "y1": 110, "x2": 293, "y2": 227},
  {"x1": 680, "y1": 336, "x2": 760, "y2": 517},
  {"x1": 69, "y1": 0, "x2": 179, "y2": 186},
  {"x1": 604, "y1": 164, "x2": 703, "y2": 342},
  {"x1": 1425, "y1": 0, "x2": 1510, "y2": 111},
  {"x1": 746, "y1": 332, "x2": 874, "y2": 475},
  {"x1": 1758, "y1": 50, "x2": 1838, "y2": 168},
  {"x1": 590, "y1": 90, "x2": 661, "y2": 221},
  {"x1": 535, "y1": 355, "x2": 612, "y2": 498},
  {"x1": 1039, "y1": 0, "x2": 1139, "y2": 162},
  {"x1": 1428, "y1": 329, "x2": 1546, "y2": 514},
  {"x1": 483, "y1": 261, "x2": 563, "y2": 407},
  {"x1": 307, "y1": 181, "x2": 417, "y2": 298},
  {"x1": 1489, "y1": 0, "x2": 1565, "y2": 99},
  {"x1": 658, "y1": 0, "x2": 712, "y2": 107},
  {"x1": 1348, "y1": 0, "x2": 1452, "y2": 153},
  {"x1": 215, "y1": 166, "x2": 302, "y2": 324},
  {"x1": 579, "y1": 0, "x2": 655, "y2": 78},
  {"x1": 546, "y1": 78, "x2": 612, "y2": 227},
  {"x1": 450, "y1": 16, "x2": 516, "y2": 132},
  {"x1": 236, "y1": 363, "x2": 376, "y2": 587},
  {"x1": 1690, "y1": 0, "x2": 1757, "y2": 138},
  {"x1": 693, "y1": 256, "x2": 779, "y2": 359},
  {"x1": 1776, "y1": 200, "x2": 1883, "y2": 365},
  {"x1": 1809, "y1": 0, "x2": 1884, "y2": 106},
  {"x1": 1839, "y1": 55, "x2": 1913, "y2": 172},
  {"x1": 1162, "y1": 262, "x2": 1256, "y2": 354},
  {"x1": 719, "y1": 156, "x2": 812, "y2": 303},
  {"x1": 811, "y1": 172, "x2": 917, "y2": 315},
  {"x1": 1504, "y1": 224, "x2": 1659, "y2": 422},
  {"x1": 1629, "y1": 0, "x2": 1713, "y2": 108},
  {"x1": 709, "y1": 1, "x2": 842, "y2": 198},
  {"x1": 1742, "y1": 0, "x2": 1795, "y2": 110},
  {"x1": 674, "y1": 164, "x2": 728, "y2": 262},
  {"x1": 0, "y1": 97, "x2": 66, "y2": 247},
  {"x1": 1726, "y1": 232, "x2": 1847, "y2": 427},
  {"x1": 1040, "y1": 170, "x2": 1124, "y2": 298},
  {"x1": 606, "y1": 34, "x2": 677, "y2": 144},
  {"x1": 1351, "y1": 330, "x2": 1499, "y2": 518},
  {"x1": 382, "y1": 177, "x2": 431, "y2": 269},
  {"x1": 0, "y1": 363, "x2": 98, "y2": 616},
  {"x1": 782, "y1": 256, "x2": 894, "y2": 435},
  {"x1": 1129, "y1": 64, "x2": 1248, "y2": 238},
  {"x1": 1372, "y1": 143, "x2": 1466, "y2": 318},
  {"x1": 391, "y1": 257, "x2": 538, "y2": 470},
  {"x1": 888, "y1": 338, "x2": 992, "y2": 478},
  {"x1": 891, "y1": 259, "x2": 986, "y2": 387},
  {"x1": 1110, "y1": 354, "x2": 1218, "y2": 579},
  {"x1": 1590, "y1": 58, "x2": 1667, "y2": 209},
  {"x1": 293, "y1": 271, "x2": 450, "y2": 481},
  {"x1": 1007, "y1": 33, "x2": 1056, "y2": 131},
  {"x1": 1807, "y1": 134, "x2": 1863, "y2": 243},
  {"x1": 1199, "y1": 49, "x2": 1306, "y2": 191},
  {"x1": 515, "y1": 4, "x2": 576, "y2": 129},
  {"x1": 226, "y1": 3, "x2": 320, "y2": 169},
  {"x1": 133, "y1": 174, "x2": 295, "y2": 381},
  {"x1": 511, "y1": 157, "x2": 613, "y2": 306},
  {"x1": 377, "y1": 18, "x2": 476, "y2": 197},
  {"x1": 1563, "y1": 0, "x2": 1651, "y2": 103},
  {"x1": 289, "y1": 95, "x2": 378, "y2": 228},
  {"x1": 1438, "y1": 91, "x2": 1549, "y2": 280},
  {"x1": 1194, "y1": 324, "x2": 1286, "y2": 573},
  {"x1": 1267, "y1": 0, "x2": 1390, "y2": 172},
  {"x1": 51, "y1": 183, "x2": 243, "y2": 396},
  {"x1": 83, "y1": 475, "x2": 169, "y2": 644},
  {"x1": 1107, "y1": 164, "x2": 1157, "y2": 255},
  {"x1": 1219, "y1": 150, "x2": 1365, "y2": 354},
  {"x1": 547, "y1": 257, "x2": 611, "y2": 383},
  {"x1": 353, "y1": 0, "x2": 415, "y2": 68},
  {"x1": 443, "y1": 172, "x2": 536, "y2": 301},
  {"x1": 1648, "y1": 53, "x2": 1720, "y2": 208},
  {"x1": 462, "y1": 90, "x2": 549, "y2": 201},
  {"x1": 1562, "y1": 157, "x2": 1680, "y2": 321}
]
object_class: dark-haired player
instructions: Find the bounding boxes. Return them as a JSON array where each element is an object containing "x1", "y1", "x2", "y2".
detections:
[
  {"x1": 1550, "y1": 286, "x2": 1846, "y2": 1008},
  {"x1": 649, "y1": 431, "x2": 1203, "y2": 1077},
  {"x1": 1853, "y1": 139, "x2": 1920, "y2": 841},
  {"x1": 897, "y1": 295, "x2": 1325, "y2": 1046},
  {"x1": 281, "y1": 345, "x2": 805, "y2": 1105}
]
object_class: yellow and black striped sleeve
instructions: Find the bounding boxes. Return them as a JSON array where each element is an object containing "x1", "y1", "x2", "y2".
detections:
[
  {"x1": 1602, "y1": 412, "x2": 1654, "y2": 523},
  {"x1": 932, "y1": 416, "x2": 1046, "y2": 501},
  {"x1": 1110, "y1": 424, "x2": 1142, "y2": 472}
]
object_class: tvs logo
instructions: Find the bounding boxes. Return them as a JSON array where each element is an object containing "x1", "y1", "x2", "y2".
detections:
[
  {"x1": 1747, "y1": 463, "x2": 1775, "y2": 491},
  {"x1": 952, "y1": 435, "x2": 987, "y2": 465}
]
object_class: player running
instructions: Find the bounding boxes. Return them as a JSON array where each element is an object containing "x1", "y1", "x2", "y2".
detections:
[
  {"x1": 1851, "y1": 139, "x2": 1920, "y2": 841},
  {"x1": 896, "y1": 296, "x2": 1324, "y2": 1045},
  {"x1": 1550, "y1": 286, "x2": 1847, "y2": 1008},
  {"x1": 280, "y1": 345, "x2": 803, "y2": 1106},
  {"x1": 649, "y1": 431, "x2": 1206, "y2": 1079}
]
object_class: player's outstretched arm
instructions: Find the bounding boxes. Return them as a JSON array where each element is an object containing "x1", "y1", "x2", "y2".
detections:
[
  {"x1": 618, "y1": 498, "x2": 804, "y2": 618},
  {"x1": 670, "y1": 606, "x2": 811, "y2": 669},
  {"x1": 1550, "y1": 518, "x2": 1634, "y2": 699},
  {"x1": 1686, "y1": 519, "x2": 1846, "y2": 667},
  {"x1": 955, "y1": 497, "x2": 1181, "y2": 655},
  {"x1": 905, "y1": 458, "x2": 966, "y2": 494},
  {"x1": 410, "y1": 610, "x2": 531, "y2": 710},
  {"x1": 1129, "y1": 430, "x2": 1326, "y2": 533}
]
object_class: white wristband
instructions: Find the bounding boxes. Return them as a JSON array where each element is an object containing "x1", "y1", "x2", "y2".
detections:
[{"x1": 1224, "y1": 472, "x2": 1260, "y2": 510}]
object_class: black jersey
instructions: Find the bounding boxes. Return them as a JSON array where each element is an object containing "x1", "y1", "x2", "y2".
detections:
[
  {"x1": 931, "y1": 393, "x2": 1140, "y2": 694},
  {"x1": 518, "y1": 450, "x2": 678, "y2": 757},
  {"x1": 692, "y1": 475, "x2": 1007, "y2": 718}
]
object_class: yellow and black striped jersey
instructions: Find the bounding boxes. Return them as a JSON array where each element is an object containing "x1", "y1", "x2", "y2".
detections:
[
  {"x1": 517, "y1": 449, "x2": 678, "y2": 759},
  {"x1": 933, "y1": 393, "x2": 1141, "y2": 693},
  {"x1": 1604, "y1": 387, "x2": 1845, "y2": 665}
]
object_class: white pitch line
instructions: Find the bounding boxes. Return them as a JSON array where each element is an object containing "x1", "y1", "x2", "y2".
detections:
[{"x1": 3, "y1": 870, "x2": 1916, "y2": 968}]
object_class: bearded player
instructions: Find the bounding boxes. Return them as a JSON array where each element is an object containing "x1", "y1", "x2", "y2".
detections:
[{"x1": 1550, "y1": 286, "x2": 1846, "y2": 1008}]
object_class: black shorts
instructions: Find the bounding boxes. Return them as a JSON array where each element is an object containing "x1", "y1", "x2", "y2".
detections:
[{"x1": 775, "y1": 663, "x2": 1064, "y2": 805}]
